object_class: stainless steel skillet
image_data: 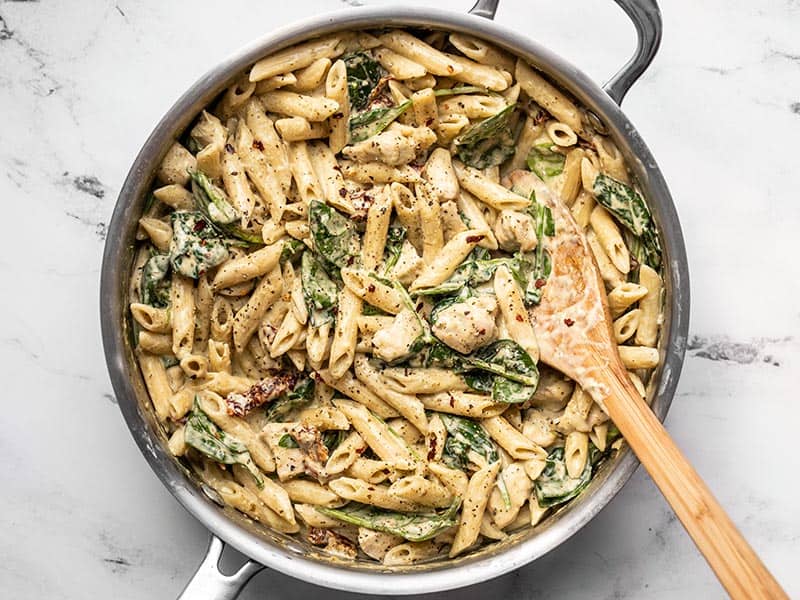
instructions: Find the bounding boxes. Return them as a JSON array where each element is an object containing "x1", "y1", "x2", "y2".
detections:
[{"x1": 100, "y1": 0, "x2": 689, "y2": 597}]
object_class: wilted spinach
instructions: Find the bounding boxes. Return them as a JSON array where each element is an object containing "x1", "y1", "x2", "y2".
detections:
[
  {"x1": 349, "y1": 99, "x2": 413, "y2": 143},
  {"x1": 308, "y1": 200, "x2": 361, "y2": 274},
  {"x1": 301, "y1": 251, "x2": 339, "y2": 327},
  {"x1": 464, "y1": 340, "x2": 539, "y2": 403},
  {"x1": 185, "y1": 397, "x2": 263, "y2": 487},
  {"x1": 140, "y1": 252, "x2": 171, "y2": 307},
  {"x1": 169, "y1": 211, "x2": 229, "y2": 279},
  {"x1": 344, "y1": 52, "x2": 385, "y2": 112},
  {"x1": 264, "y1": 377, "x2": 316, "y2": 422},
  {"x1": 527, "y1": 143, "x2": 566, "y2": 180},
  {"x1": 534, "y1": 446, "x2": 591, "y2": 508},
  {"x1": 454, "y1": 103, "x2": 517, "y2": 169},
  {"x1": 593, "y1": 173, "x2": 661, "y2": 269},
  {"x1": 318, "y1": 498, "x2": 461, "y2": 542}
]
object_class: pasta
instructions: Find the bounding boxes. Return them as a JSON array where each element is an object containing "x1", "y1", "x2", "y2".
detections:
[{"x1": 130, "y1": 27, "x2": 664, "y2": 565}]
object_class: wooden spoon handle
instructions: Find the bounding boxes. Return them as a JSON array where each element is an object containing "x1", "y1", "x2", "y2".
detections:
[{"x1": 602, "y1": 367, "x2": 787, "y2": 599}]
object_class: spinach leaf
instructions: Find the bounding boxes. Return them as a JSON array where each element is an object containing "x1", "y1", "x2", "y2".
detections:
[
  {"x1": 301, "y1": 251, "x2": 339, "y2": 326},
  {"x1": 382, "y1": 226, "x2": 407, "y2": 275},
  {"x1": 189, "y1": 170, "x2": 237, "y2": 225},
  {"x1": 264, "y1": 377, "x2": 316, "y2": 422},
  {"x1": 319, "y1": 498, "x2": 462, "y2": 542},
  {"x1": 440, "y1": 414, "x2": 498, "y2": 469},
  {"x1": 433, "y1": 86, "x2": 488, "y2": 97},
  {"x1": 280, "y1": 238, "x2": 305, "y2": 265},
  {"x1": 526, "y1": 143, "x2": 565, "y2": 180},
  {"x1": 534, "y1": 446, "x2": 591, "y2": 508},
  {"x1": 454, "y1": 103, "x2": 517, "y2": 169},
  {"x1": 344, "y1": 52, "x2": 385, "y2": 112},
  {"x1": 185, "y1": 397, "x2": 263, "y2": 488},
  {"x1": 414, "y1": 247, "x2": 513, "y2": 297},
  {"x1": 308, "y1": 200, "x2": 361, "y2": 273},
  {"x1": 278, "y1": 433, "x2": 299, "y2": 448},
  {"x1": 169, "y1": 211, "x2": 229, "y2": 279},
  {"x1": 515, "y1": 195, "x2": 554, "y2": 305},
  {"x1": 190, "y1": 173, "x2": 263, "y2": 246},
  {"x1": 593, "y1": 173, "x2": 662, "y2": 269},
  {"x1": 349, "y1": 99, "x2": 413, "y2": 144},
  {"x1": 464, "y1": 340, "x2": 539, "y2": 403},
  {"x1": 140, "y1": 252, "x2": 171, "y2": 307},
  {"x1": 322, "y1": 430, "x2": 347, "y2": 453}
]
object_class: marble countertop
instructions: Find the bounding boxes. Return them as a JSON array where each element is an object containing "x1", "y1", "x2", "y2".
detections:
[{"x1": 2, "y1": 0, "x2": 798, "y2": 598}]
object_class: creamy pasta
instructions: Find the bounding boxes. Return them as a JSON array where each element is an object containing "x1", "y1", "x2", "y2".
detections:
[{"x1": 129, "y1": 28, "x2": 663, "y2": 565}]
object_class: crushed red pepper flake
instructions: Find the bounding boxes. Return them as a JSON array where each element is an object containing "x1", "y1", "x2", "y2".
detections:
[
  {"x1": 564, "y1": 318, "x2": 575, "y2": 327},
  {"x1": 535, "y1": 278, "x2": 546, "y2": 289}
]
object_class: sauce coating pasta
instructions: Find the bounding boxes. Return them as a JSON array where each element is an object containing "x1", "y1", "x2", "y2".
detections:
[{"x1": 129, "y1": 28, "x2": 663, "y2": 565}]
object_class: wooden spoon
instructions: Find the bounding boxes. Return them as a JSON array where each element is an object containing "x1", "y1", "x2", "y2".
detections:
[{"x1": 508, "y1": 170, "x2": 787, "y2": 599}]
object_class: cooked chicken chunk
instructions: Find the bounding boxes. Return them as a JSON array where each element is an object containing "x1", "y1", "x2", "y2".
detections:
[
  {"x1": 494, "y1": 209, "x2": 537, "y2": 252},
  {"x1": 343, "y1": 123, "x2": 437, "y2": 166},
  {"x1": 390, "y1": 240, "x2": 424, "y2": 285},
  {"x1": 431, "y1": 295, "x2": 498, "y2": 354},
  {"x1": 372, "y1": 308, "x2": 423, "y2": 363}
]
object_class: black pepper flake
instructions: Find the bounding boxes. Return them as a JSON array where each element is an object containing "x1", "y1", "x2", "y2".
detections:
[
  {"x1": 252, "y1": 140, "x2": 265, "y2": 151},
  {"x1": 564, "y1": 318, "x2": 575, "y2": 327},
  {"x1": 224, "y1": 143, "x2": 234, "y2": 154},
  {"x1": 425, "y1": 117, "x2": 434, "y2": 126},
  {"x1": 416, "y1": 302, "x2": 424, "y2": 312},
  {"x1": 338, "y1": 188, "x2": 348, "y2": 197},
  {"x1": 367, "y1": 284, "x2": 376, "y2": 293},
  {"x1": 332, "y1": 112, "x2": 344, "y2": 119},
  {"x1": 230, "y1": 171, "x2": 239, "y2": 176}
]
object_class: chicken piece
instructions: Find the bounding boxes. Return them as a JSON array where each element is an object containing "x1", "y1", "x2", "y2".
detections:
[
  {"x1": 372, "y1": 308, "x2": 423, "y2": 362},
  {"x1": 431, "y1": 295, "x2": 497, "y2": 354},
  {"x1": 390, "y1": 240, "x2": 424, "y2": 285},
  {"x1": 343, "y1": 123, "x2": 437, "y2": 166},
  {"x1": 307, "y1": 528, "x2": 358, "y2": 559},
  {"x1": 358, "y1": 528, "x2": 403, "y2": 561},
  {"x1": 494, "y1": 209, "x2": 537, "y2": 252}
]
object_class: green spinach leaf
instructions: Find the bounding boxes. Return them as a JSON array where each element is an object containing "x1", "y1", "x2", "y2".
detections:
[
  {"x1": 169, "y1": 211, "x2": 229, "y2": 279},
  {"x1": 318, "y1": 498, "x2": 461, "y2": 542},
  {"x1": 526, "y1": 143, "x2": 565, "y2": 180},
  {"x1": 308, "y1": 200, "x2": 361, "y2": 273},
  {"x1": 264, "y1": 377, "x2": 316, "y2": 422},
  {"x1": 534, "y1": 446, "x2": 591, "y2": 508},
  {"x1": 454, "y1": 103, "x2": 517, "y2": 169},
  {"x1": 349, "y1": 99, "x2": 413, "y2": 144},
  {"x1": 301, "y1": 250, "x2": 339, "y2": 326},
  {"x1": 185, "y1": 397, "x2": 263, "y2": 487},
  {"x1": 464, "y1": 340, "x2": 539, "y2": 403},
  {"x1": 593, "y1": 173, "x2": 661, "y2": 269},
  {"x1": 190, "y1": 172, "x2": 263, "y2": 246},
  {"x1": 344, "y1": 52, "x2": 385, "y2": 112},
  {"x1": 382, "y1": 226, "x2": 407, "y2": 274},
  {"x1": 140, "y1": 252, "x2": 171, "y2": 307}
]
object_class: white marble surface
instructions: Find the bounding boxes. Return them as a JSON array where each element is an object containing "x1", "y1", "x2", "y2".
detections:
[{"x1": 1, "y1": 0, "x2": 798, "y2": 598}]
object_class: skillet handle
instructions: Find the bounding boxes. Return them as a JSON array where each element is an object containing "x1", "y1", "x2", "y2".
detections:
[
  {"x1": 604, "y1": 0, "x2": 662, "y2": 104},
  {"x1": 468, "y1": 0, "x2": 499, "y2": 19},
  {"x1": 468, "y1": 0, "x2": 662, "y2": 105},
  {"x1": 177, "y1": 535, "x2": 264, "y2": 600}
]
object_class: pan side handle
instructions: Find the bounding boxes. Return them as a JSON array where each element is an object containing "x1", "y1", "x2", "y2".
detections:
[
  {"x1": 604, "y1": 0, "x2": 662, "y2": 104},
  {"x1": 177, "y1": 535, "x2": 264, "y2": 600},
  {"x1": 468, "y1": 0, "x2": 499, "y2": 20},
  {"x1": 468, "y1": 0, "x2": 662, "y2": 105}
]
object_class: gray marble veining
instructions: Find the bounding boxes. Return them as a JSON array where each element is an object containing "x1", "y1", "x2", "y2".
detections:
[{"x1": 1, "y1": 0, "x2": 798, "y2": 598}]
